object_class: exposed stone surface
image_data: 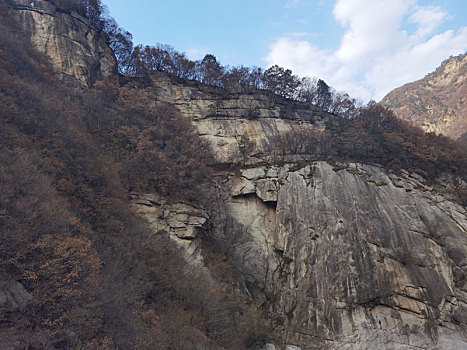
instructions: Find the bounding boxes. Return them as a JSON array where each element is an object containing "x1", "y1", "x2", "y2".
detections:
[
  {"x1": 132, "y1": 193, "x2": 208, "y2": 260},
  {"x1": 231, "y1": 177, "x2": 256, "y2": 197},
  {"x1": 219, "y1": 162, "x2": 467, "y2": 349},
  {"x1": 10, "y1": 0, "x2": 116, "y2": 86},
  {"x1": 132, "y1": 71, "x2": 467, "y2": 349},
  {"x1": 144, "y1": 71, "x2": 329, "y2": 164}
]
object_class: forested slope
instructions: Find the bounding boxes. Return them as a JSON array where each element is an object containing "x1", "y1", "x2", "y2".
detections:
[{"x1": 1, "y1": 1, "x2": 466, "y2": 349}]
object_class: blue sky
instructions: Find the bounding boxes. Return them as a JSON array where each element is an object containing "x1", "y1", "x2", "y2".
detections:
[{"x1": 102, "y1": 0, "x2": 466, "y2": 101}]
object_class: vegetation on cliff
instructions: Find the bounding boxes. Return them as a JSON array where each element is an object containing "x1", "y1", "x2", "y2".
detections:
[
  {"x1": 381, "y1": 53, "x2": 467, "y2": 139},
  {"x1": 1, "y1": 0, "x2": 466, "y2": 349},
  {"x1": 0, "y1": 2, "x2": 267, "y2": 348}
]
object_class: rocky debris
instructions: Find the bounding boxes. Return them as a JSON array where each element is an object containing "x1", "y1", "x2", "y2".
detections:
[
  {"x1": 10, "y1": 0, "x2": 116, "y2": 86},
  {"x1": 264, "y1": 344, "x2": 277, "y2": 350},
  {"x1": 132, "y1": 193, "x2": 208, "y2": 260},
  {"x1": 255, "y1": 179, "x2": 279, "y2": 202},
  {"x1": 221, "y1": 161, "x2": 467, "y2": 349},
  {"x1": 241, "y1": 167, "x2": 266, "y2": 180},
  {"x1": 230, "y1": 177, "x2": 256, "y2": 197}
]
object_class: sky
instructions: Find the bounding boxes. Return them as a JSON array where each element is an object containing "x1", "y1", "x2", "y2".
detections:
[{"x1": 101, "y1": 0, "x2": 467, "y2": 102}]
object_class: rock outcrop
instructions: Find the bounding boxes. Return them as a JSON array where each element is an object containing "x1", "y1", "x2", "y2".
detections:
[
  {"x1": 128, "y1": 72, "x2": 467, "y2": 349},
  {"x1": 0, "y1": 282, "x2": 32, "y2": 312},
  {"x1": 10, "y1": 5, "x2": 466, "y2": 347},
  {"x1": 143, "y1": 71, "x2": 330, "y2": 164},
  {"x1": 132, "y1": 193, "x2": 209, "y2": 261},
  {"x1": 219, "y1": 162, "x2": 467, "y2": 349},
  {"x1": 10, "y1": 0, "x2": 116, "y2": 86}
]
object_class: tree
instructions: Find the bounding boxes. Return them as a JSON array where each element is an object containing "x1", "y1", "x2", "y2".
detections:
[
  {"x1": 199, "y1": 54, "x2": 224, "y2": 86},
  {"x1": 169, "y1": 51, "x2": 197, "y2": 79},
  {"x1": 247, "y1": 66, "x2": 265, "y2": 90},
  {"x1": 263, "y1": 65, "x2": 301, "y2": 100},
  {"x1": 316, "y1": 79, "x2": 332, "y2": 111},
  {"x1": 329, "y1": 91, "x2": 357, "y2": 118},
  {"x1": 297, "y1": 77, "x2": 318, "y2": 103},
  {"x1": 151, "y1": 43, "x2": 175, "y2": 71},
  {"x1": 103, "y1": 18, "x2": 133, "y2": 74},
  {"x1": 82, "y1": 0, "x2": 105, "y2": 29},
  {"x1": 223, "y1": 65, "x2": 250, "y2": 91}
]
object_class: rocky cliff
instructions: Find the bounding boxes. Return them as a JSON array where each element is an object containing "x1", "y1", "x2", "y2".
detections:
[
  {"x1": 10, "y1": 0, "x2": 116, "y2": 86},
  {"x1": 129, "y1": 73, "x2": 467, "y2": 349},
  {"x1": 381, "y1": 54, "x2": 467, "y2": 140},
  {"x1": 138, "y1": 71, "x2": 329, "y2": 165},
  {"x1": 9, "y1": 3, "x2": 467, "y2": 349},
  {"x1": 218, "y1": 162, "x2": 466, "y2": 349}
]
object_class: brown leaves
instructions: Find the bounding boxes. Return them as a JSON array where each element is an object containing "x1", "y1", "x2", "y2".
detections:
[{"x1": 23, "y1": 235, "x2": 102, "y2": 325}]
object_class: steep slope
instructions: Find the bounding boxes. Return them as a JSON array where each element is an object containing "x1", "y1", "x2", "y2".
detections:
[
  {"x1": 9, "y1": 0, "x2": 116, "y2": 86},
  {"x1": 133, "y1": 73, "x2": 467, "y2": 349},
  {"x1": 214, "y1": 162, "x2": 467, "y2": 349},
  {"x1": 381, "y1": 54, "x2": 467, "y2": 139},
  {"x1": 2, "y1": 1, "x2": 467, "y2": 349}
]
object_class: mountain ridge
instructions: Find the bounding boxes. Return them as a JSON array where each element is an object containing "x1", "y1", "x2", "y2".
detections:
[{"x1": 381, "y1": 53, "x2": 467, "y2": 139}]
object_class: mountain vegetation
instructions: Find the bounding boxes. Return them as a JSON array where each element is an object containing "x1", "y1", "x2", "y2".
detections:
[
  {"x1": 381, "y1": 53, "x2": 467, "y2": 140},
  {"x1": 1, "y1": 0, "x2": 466, "y2": 349},
  {"x1": 0, "y1": 2, "x2": 267, "y2": 348}
]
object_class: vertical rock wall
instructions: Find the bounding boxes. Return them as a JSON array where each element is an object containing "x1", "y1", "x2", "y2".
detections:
[
  {"x1": 10, "y1": 0, "x2": 116, "y2": 86},
  {"x1": 221, "y1": 162, "x2": 467, "y2": 349}
]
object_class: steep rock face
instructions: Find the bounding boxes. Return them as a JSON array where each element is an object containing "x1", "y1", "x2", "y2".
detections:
[
  {"x1": 9, "y1": 3, "x2": 466, "y2": 348},
  {"x1": 132, "y1": 193, "x2": 209, "y2": 261},
  {"x1": 218, "y1": 162, "x2": 467, "y2": 349},
  {"x1": 144, "y1": 71, "x2": 330, "y2": 164},
  {"x1": 10, "y1": 0, "x2": 116, "y2": 86},
  {"x1": 134, "y1": 73, "x2": 467, "y2": 349},
  {"x1": 381, "y1": 54, "x2": 466, "y2": 139}
]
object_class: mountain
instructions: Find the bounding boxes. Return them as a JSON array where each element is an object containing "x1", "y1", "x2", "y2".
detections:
[
  {"x1": 1, "y1": 1, "x2": 466, "y2": 349},
  {"x1": 381, "y1": 54, "x2": 467, "y2": 139}
]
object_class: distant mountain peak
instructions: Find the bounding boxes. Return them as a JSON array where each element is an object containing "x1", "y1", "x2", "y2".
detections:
[{"x1": 381, "y1": 53, "x2": 466, "y2": 139}]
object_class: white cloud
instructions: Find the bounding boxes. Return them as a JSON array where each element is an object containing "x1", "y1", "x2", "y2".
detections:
[
  {"x1": 266, "y1": 0, "x2": 467, "y2": 101},
  {"x1": 409, "y1": 6, "x2": 446, "y2": 38}
]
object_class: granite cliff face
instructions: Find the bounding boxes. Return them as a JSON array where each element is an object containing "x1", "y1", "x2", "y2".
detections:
[
  {"x1": 381, "y1": 54, "x2": 467, "y2": 140},
  {"x1": 219, "y1": 162, "x2": 466, "y2": 349},
  {"x1": 10, "y1": 4, "x2": 467, "y2": 349},
  {"x1": 140, "y1": 71, "x2": 330, "y2": 165},
  {"x1": 10, "y1": 0, "x2": 116, "y2": 86},
  {"x1": 133, "y1": 73, "x2": 467, "y2": 349}
]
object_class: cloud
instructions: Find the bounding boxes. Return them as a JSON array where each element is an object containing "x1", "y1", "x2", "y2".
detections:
[
  {"x1": 409, "y1": 6, "x2": 446, "y2": 38},
  {"x1": 266, "y1": 0, "x2": 467, "y2": 101}
]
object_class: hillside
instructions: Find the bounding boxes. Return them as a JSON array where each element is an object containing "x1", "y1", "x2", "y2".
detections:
[
  {"x1": 1, "y1": 1, "x2": 466, "y2": 349},
  {"x1": 381, "y1": 54, "x2": 467, "y2": 139}
]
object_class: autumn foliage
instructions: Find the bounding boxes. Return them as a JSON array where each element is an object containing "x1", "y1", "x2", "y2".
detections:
[
  {"x1": 1, "y1": 1, "x2": 465, "y2": 348},
  {"x1": 0, "y1": 2, "x2": 269, "y2": 348}
]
